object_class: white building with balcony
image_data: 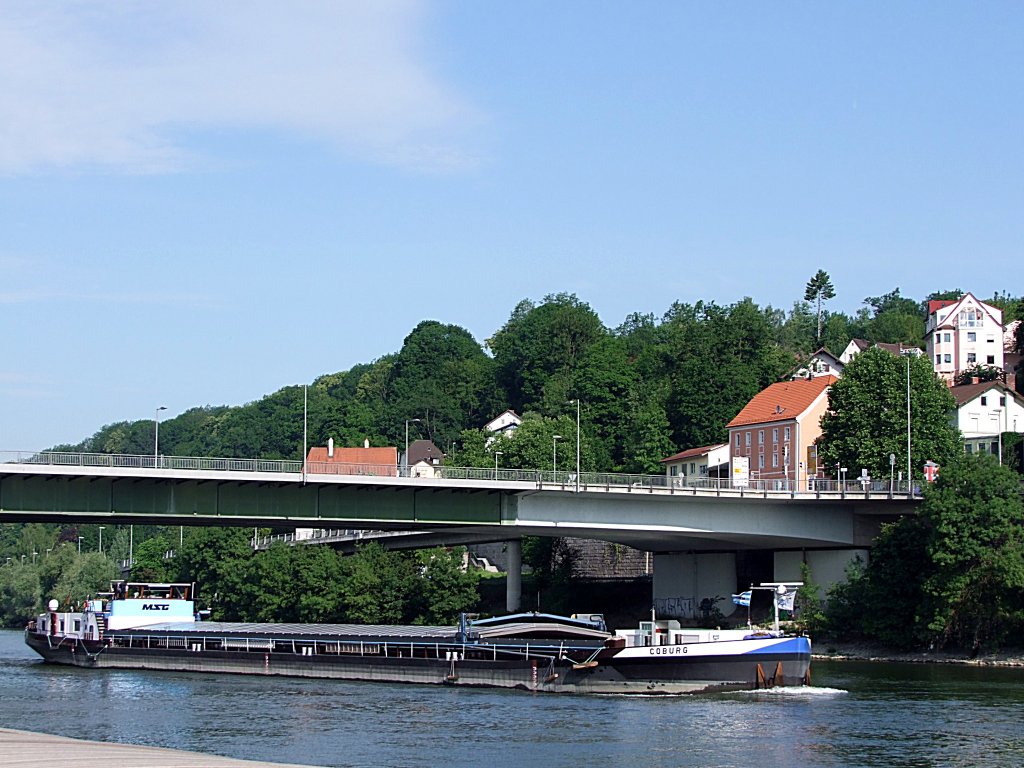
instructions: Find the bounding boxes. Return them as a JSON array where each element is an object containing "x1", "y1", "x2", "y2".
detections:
[{"x1": 926, "y1": 293, "x2": 1004, "y2": 382}]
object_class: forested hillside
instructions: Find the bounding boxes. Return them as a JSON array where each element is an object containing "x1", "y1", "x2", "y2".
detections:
[{"x1": 51, "y1": 286, "x2": 1024, "y2": 475}]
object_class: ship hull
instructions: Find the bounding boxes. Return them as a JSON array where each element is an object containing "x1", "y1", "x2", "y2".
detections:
[{"x1": 25, "y1": 629, "x2": 810, "y2": 695}]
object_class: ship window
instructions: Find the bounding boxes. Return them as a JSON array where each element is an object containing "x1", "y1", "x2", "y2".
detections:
[{"x1": 73, "y1": 619, "x2": 81, "y2": 632}]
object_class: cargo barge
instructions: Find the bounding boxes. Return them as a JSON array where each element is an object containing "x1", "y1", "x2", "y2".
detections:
[{"x1": 25, "y1": 582, "x2": 810, "y2": 695}]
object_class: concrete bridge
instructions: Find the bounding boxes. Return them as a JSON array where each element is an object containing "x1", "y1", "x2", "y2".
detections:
[{"x1": 1, "y1": 450, "x2": 918, "y2": 614}]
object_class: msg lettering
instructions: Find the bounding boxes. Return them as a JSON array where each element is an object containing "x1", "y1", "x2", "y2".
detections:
[{"x1": 141, "y1": 604, "x2": 170, "y2": 611}]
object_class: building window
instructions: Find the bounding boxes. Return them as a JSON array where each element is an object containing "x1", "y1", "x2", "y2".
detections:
[
  {"x1": 735, "y1": 433, "x2": 741, "y2": 448},
  {"x1": 758, "y1": 454, "x2": 765, "y2": 469},
  {"x1": 967, "y1": 332, "x2": 976, "y2": 342},
  {"x1": 783, "y1": 426, "x2": 791, "y2": 441},
  {"x1": 772, "y1": 452, "x2": 778, "y2": 468},
  {"x1": 981, "y1": 396, "x2": 987, "y2": 406},
  {"x1": 999, "y1": 396, "x2": 1006, "y2": 407},
  {"x1": 967, "y1": 353, "x2": 976, "y2": 363},
  {"x1": 773, "y1": 428, "x2": 778, "y2": 443},
  {"x1": 965, "y1": 443, "x2": 973, "y2": 454},
  {"x1": 944, "y1": 354, "x2": 952, "y2": 364},
  {"x1": 670, "y1": 465, "x2": 679, "y2": 477},
  {"x1": 690, "y1": 462, "x2": 696, "y2": 474},
  {"x1": 758, "y1": 430, "x2": 764, "y2": 445},
  {"x1": 936, "y1": 354, "x2": 941, "y2": 365},
  {"x1": 745, "y1": 432, "x2": 751, "y2": 447},
  {"x1": 991, "y1": 441, "x2": 999, "y2": 454},
  {"x1": 987, "y1": 355, "x2": 995, "y2": 364},
  {"x1": 987, "y1": 336, "x2": 995, "y2": 344},
  {"x1": 943, "y1": 332, "x2": 951, "y2": 342}
]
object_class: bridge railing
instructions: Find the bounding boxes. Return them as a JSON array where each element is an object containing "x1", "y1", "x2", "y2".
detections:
[{"x1": 1, "y1": 450, "x2": 917, "y2": 496}]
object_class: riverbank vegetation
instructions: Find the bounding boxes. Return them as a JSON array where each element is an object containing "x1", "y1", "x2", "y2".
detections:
[
  {"x1": 0, "y1": 527, "x2": 481, "y2": 628},
  {"x1": 806, "y1": 455, "x2": 1024, "y2": 652}
]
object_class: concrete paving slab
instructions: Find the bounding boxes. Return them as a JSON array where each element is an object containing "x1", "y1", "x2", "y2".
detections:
[{"x1": 0, "y1": 728, "x2": 321, "y2": 768}]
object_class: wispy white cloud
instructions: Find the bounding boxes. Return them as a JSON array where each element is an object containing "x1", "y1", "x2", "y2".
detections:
[{"x1": 0, "y1": 1, "x2": 481, "y2": 175}]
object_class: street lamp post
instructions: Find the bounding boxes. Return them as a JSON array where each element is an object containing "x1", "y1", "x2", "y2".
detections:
[
  {"x1": 889, "y1": 453, "x2": 895, "y2": 496},
  {"x1": 903, "y1": 353, "x2": 912, "y2": 494},
  {"x1": 552, "y1": 435, "x2": 562, "y2": 476},
  {"x1": 494, "y1": 451, "x2": 503, "y2": 480},
  {"x1": 32, "y1": 551, "x2": 37, "y2": 564},
  {"x1": 77, "y1": 536, "x2": 84, "y2": 554},
  {"x1": 568, "y1": 399, "x2": 581, "y2": 493},
  {"x1": 992, "y1": 407, "x2": 1004, "y2": 466},
  {"x1": 154, "y1": 406, "x2": 167, "y2": 468},
  {"x1": 404, "y1": 418, "x2": 422, "y2": 474},
  {"x1": 98, "y1": 526, "x2": 105, "y2": 553}
]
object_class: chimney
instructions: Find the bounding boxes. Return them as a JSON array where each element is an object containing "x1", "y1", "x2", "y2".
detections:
[
  {"x1": 328, "y1": 438, "x2": 334, "y2": 458},
  {"x1": 971, "y1": 377, "x2": 979, "y2": 385},
  {"x1": 364, "y1": 438, "x2": 370, "y2": 449}
]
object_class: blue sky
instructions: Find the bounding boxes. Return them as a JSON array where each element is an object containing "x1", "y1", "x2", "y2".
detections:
[{"x1": 2, "y1": 1, "x2": 1021, "y2": 451}]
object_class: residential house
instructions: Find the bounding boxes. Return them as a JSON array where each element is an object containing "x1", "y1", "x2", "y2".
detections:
[
  {"x1": 405, "y1": 438, "x2": 445, "y2": 478},
  {"x1": 950, "y1": 380, "x2": 1024, "y2": 456},
  {"x1": 790, "y1": 347, "x2": 845, "y2": 380},
  {"x1": 660, "y1": 443, "x2": 729, "y2": 486},
  {"x1": 726, "y1": 376, "x2": 837, "y2": 485},
  {"x1": 839, "y1": 338, "x2": 922, "y2": 366},
  {"x1": 305, "y1": 439, "x2": 398, "y2": 476},
  {"x1": 926, "y1": 293, "x2": 1004, "y2": 382},
  {"x1": 484, "y1": 410, "x2": 522, "y2": 436}
]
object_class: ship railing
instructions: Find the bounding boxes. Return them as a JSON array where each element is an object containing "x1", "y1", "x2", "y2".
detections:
[{"x1": 109, "y1": 631, "x2": 597, "y2": 661}]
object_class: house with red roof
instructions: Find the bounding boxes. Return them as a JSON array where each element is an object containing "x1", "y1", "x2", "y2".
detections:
[
  {"x1": 926, "y1": 293, "x2": 1004, "y2": 382},
  {"x1": 659, "y1": 443, "x2": 729, "y2": 486},
  {"x1": 306, "y1": 439, "x2": 398, "y2": 476},
  {"x1": 726, "y1": 376, "x2": 836, "y2": 486}
]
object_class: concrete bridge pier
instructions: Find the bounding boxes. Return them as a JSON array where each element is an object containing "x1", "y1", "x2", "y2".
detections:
[
  {"x1": 505, "y1": 539, "x2": 522, "y2": 613},
  {"x1": 652, "y1": 552, "x2": 739, "y2": 621},
  {"x1": 774, "y1": 549, "x2": 869, "y2": 597}
]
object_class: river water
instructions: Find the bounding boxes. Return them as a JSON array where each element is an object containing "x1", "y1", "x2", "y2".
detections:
[{"x1": 1, "y1": 630, "x2": 1021, "y2": 767}]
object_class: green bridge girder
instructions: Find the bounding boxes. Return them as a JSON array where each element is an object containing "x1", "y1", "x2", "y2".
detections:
[{"x1": 0, "y1": 474, "x2": 508, "y2": 528}]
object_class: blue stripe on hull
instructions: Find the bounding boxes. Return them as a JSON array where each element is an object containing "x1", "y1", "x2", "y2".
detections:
[{"x1": 741, "y1": 637, "x2": 811, "y2": 655}]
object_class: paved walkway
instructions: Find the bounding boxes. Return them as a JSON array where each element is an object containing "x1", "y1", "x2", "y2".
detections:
[{"x1": 0, "y1": 728, "x2": 320, "y2": 768}]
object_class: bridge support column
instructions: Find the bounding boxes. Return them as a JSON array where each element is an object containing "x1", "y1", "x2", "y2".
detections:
[
  {"x1": 774, "y1": 549, "x2": 869, "y2": 597},
  {"x1": 505, "y1": 539, "x2": 522, "y2": 613},
  {"x1": 652, "y1": 552, "x2": 738, "y2": 620}
]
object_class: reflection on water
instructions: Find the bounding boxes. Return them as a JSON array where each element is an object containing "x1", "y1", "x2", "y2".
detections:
[{"x1": 2, "y1": 631, "x2": 1023, "y2": 768}]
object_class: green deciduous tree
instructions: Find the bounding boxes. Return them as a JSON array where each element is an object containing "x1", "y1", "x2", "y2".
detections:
[
  {"x1": 819, "y1": 347, "x2": 961, "y2": 480},
  {"x1": 918, "y1": 456, "x2": 1024, "y2": 651},
  {"x1": 340, "y1": 542, "x2": 418, "y2": 624},
  {"x1": 412, "y1": 547, "x2": 479, "y2": 625}
]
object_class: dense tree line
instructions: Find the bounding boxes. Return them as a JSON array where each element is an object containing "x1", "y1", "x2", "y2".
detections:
[
  {"x1": 0, "y1": 526, "x2": 479, "y2": 628},
  {"x1": 51, "y1": 285, "x2": 1024, "y2": 477}
]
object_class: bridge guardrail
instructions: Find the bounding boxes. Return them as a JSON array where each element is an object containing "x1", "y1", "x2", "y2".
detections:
[{"x1": 1, "y1": 449, "x2": 917, "y2": 497}]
